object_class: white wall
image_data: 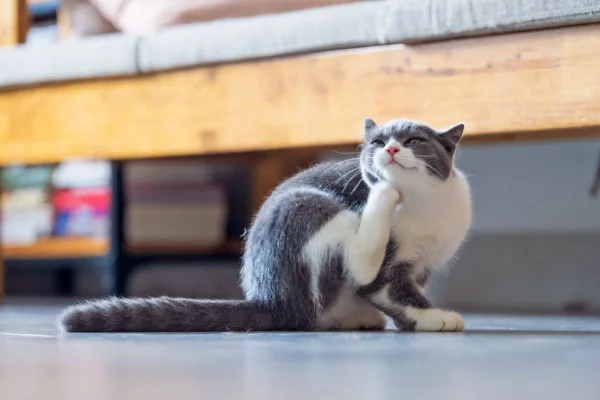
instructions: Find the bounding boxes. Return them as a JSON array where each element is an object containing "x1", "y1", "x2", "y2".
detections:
[
  {"x1": 430, "y1": 233, "x2": 600, "y2": 314},
  {"x1": 456, "y1": 139, "x2": 600, "y2": 233},
  {"x1": 435, "y1": 138, "x2": 600, "y2": 313}
]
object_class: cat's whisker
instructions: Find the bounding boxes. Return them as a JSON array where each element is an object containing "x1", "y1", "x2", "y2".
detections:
[
  {"x1": 342, "y1": 171, "x2": 363, "y2": 193},
  {"x1": 321, "y1": 158, "x2": 359, "y2": 175},
  {"x1": 339, "y1": 169, "x2": 362, "y2": 190},
  {"x1": 408, "y1": 153, "x2": 437, "y2": 160},
  {"x1": 349, "y1": 176, "x2": 364, "y2": 196},
  {"x1": 323, "y1": 167, "x2": 360, "y2": 190}
]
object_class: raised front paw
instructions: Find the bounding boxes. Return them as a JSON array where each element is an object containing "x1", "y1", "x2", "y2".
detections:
[
  {"x1": 370, "y1": 181, "x2": 401, "y2": 207},
  {"x1": 403, "y1": 308, "x2": 464, "y2": 332}
]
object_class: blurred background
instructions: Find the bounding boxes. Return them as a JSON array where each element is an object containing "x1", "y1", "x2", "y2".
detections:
[
  {"x1": 1, "y1": 0, "x2": 600, "y2": 316},
  {"x1": 4, "y1": 143, "x2": 600, "y2": 315}
]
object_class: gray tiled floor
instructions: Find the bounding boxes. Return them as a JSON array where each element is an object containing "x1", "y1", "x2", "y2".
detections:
[{"x1": 1, "y1": 303, "x2": 600, "y2": 400}]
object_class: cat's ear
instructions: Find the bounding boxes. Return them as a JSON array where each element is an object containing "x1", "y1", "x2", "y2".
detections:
[
  {"x1": 364, "y1": 118, "x2": 377, "y2": 138},
  {"x1": 437, "y1": 123, "x2": 464, "y2": 154}
]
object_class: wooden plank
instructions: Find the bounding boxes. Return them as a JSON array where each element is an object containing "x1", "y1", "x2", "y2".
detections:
[
  {"x1": 0, "y1": 237, "x2": 3, "y2": 304},
  {"x1": 0, "y1": 167, "x2": 3, "y2": 303},
  {"x1": 250, "y1": 155, "x2": 286, "y2": 215},
  {"x1": 3, "y1": 237, "x2": 109, "y2": 259},
  {"x1": 2, "y1": 24, "x2": 600, "y2": 165},
  {"x1": 249, "y1": 150, "x2": 318, "y2": 214},
  {"x1": 0, "y1": 0, "x2": 28, "y2": 47}
]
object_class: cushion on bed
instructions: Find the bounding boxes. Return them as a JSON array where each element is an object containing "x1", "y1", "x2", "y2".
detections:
[
  {"x1": 1, "y1": 0, "x2": 600, "y2": 87},
  {"x1": 0, "y1": 34, "x2": 138, "y2": 88}
]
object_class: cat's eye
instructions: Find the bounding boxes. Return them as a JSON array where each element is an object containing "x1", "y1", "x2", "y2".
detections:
[
  {"x1": 404, "y1": 137, "x2": 426, "y2": 146},
  {"x1": 370, "y1": 139, "x2": 385, "y2": 146}
]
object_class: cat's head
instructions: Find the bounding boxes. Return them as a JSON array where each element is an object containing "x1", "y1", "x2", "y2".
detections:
[{"x1": 360, "y1": 118, "x2": 464, "y2": 191}]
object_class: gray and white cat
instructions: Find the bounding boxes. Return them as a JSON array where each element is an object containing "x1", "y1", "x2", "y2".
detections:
[{"x1": 59, "y1": 118, "x2": 471, "y2": 333}]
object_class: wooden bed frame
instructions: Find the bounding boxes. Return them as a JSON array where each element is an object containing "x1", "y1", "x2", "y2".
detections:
[{"x1": 1, "y1": 0, "x2": 600, "y2": 301}]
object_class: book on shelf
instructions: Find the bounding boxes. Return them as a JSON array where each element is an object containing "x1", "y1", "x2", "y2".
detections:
[
  {"x1": 1, "y1": 160, "x2": 111, "y2": 245},
  {"x1": 51, "y1": 160, "x2": 111, "y2": 239},
  {"x1": 52, "y1": 187, "x2": 110, "y2": 238},
  {"x1": 1, "y1": 165, "x2": 53, "y2": 244}
]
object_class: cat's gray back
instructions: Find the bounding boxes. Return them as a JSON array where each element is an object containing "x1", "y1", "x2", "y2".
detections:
[
  {"x1": 240, "y1": 158, "x2": 369, "y2": 326},
  {"x1": 276, "y1": 158, "x2": 370, "y2": 207}
]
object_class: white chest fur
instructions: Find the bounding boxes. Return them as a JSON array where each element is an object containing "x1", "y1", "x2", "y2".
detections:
[{"x1": 391, "y1": 169, "x2": 472, "y2": 271}]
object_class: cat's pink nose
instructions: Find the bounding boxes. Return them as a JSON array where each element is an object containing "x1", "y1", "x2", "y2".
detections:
[{"x1": 386, "y1": 146, "x2": 399, "y2": 156}]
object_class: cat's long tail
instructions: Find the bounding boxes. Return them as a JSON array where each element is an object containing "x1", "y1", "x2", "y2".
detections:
[{"x1": 58, "y1": 297, "x2": 288, "y2": 333}]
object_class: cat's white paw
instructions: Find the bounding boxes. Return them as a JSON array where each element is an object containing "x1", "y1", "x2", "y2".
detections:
[
  {"x1": 370, "y1": 182, "x2": 401, "y2": 207},
  {"x1": 404, "y1": 307, "x2": 464, "y2": 332}
]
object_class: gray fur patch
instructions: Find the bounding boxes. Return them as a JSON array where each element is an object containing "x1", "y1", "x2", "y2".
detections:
[
  {"x1": 241, "y1": 160, "x2": 372, "y2": 329},
  {"x1": 59, "y1": 297, "x2": 278, "y2": 333}
]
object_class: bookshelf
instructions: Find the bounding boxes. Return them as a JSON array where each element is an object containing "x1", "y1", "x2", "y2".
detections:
[
  {"x1": 2, "y1": 238, "x2": 244, "y2": 260},
  {"x1": 0, "y1": 152, "x2": 307, "y2": 300},
  {"x1": 2, "y1": 238, "x2": 243, "y2": 260},
  {"x1": 2, "y1": 237, "x2": 109, "y2": 259}
]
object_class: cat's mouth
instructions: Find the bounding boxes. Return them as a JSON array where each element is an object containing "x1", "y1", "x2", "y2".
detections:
[{"x1": 385, "y1": 159, "x2": 417, "y2": 171}]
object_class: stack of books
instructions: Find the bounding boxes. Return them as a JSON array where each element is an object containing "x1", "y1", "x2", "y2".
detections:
[
  {"x1": 125, "y1": 160, "x2": 228, "y2": 248},
  {"x1": 1, "y1": 165, "x2": 54, "y2": 244},
  {"x1": 51, "y1": 160, "x2": 111, "y2": 238}
]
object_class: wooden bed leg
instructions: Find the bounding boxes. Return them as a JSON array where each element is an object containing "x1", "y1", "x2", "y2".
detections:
[
  {"x1": 250, "y1": 150, "x2": 318, "y2": 214},
  {"x1": 250, "y1": 154, "x2": 285, "y2": 214},
  {"x1": 0, "y1": 0, "x2": 29, "y2": 47},
  {"x1": 0, "y1": 166, "x2": 4, "y2": 304},
  {"x1": 0, "y1": 253, "x2": 3, "y2": 305}
]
